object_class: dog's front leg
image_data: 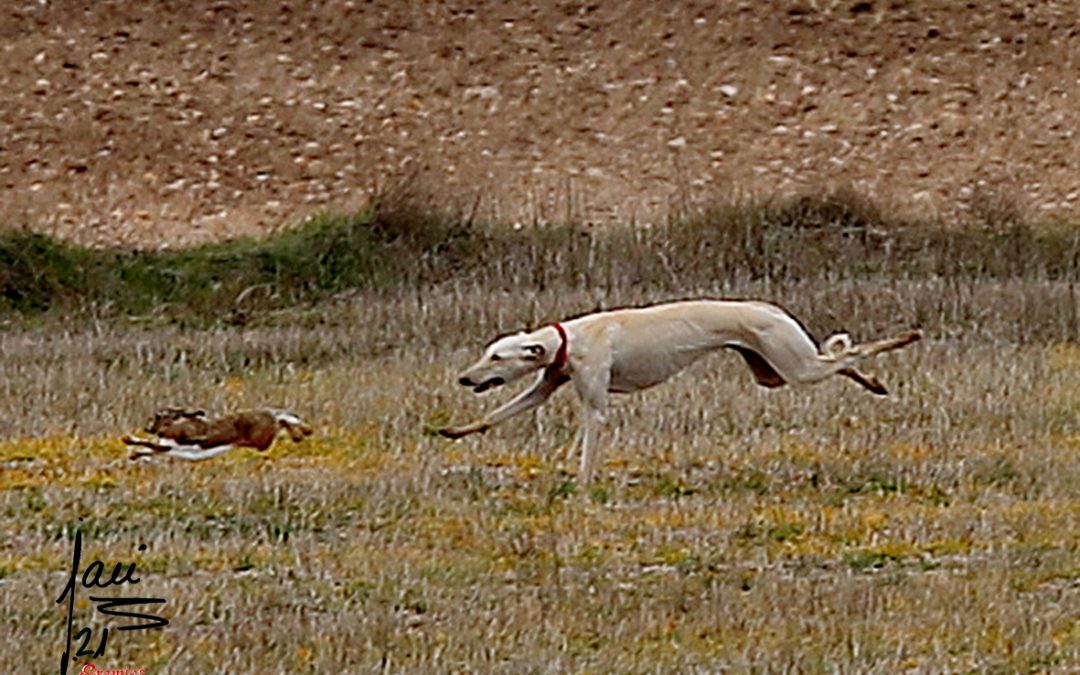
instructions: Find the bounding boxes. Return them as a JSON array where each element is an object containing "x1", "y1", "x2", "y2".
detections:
[
  {"x1": 575, "y1": 407, "x2": 608, "y2": 486},
  {"x1": 571, "y1": 359, "x2": 611, "y2": 486},
  {"x1": 439, "y1": 369, "x2": 567, "y2": 439}
]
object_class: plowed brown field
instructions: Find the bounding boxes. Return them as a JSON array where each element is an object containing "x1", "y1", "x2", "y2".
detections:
[{"x1": 2, "y1": 1, "x2": 1078, "y2": 248}]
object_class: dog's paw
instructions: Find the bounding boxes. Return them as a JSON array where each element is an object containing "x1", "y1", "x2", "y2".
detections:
[
  {"x1": 902, "y1": 329, "x2": 924, "y2": 345},
  {"x1": 438, "y1": 423, "x2": 490, "y2": 440},
  {"x1": 438, "y1": 425, "x2": 484, "y2": 440},
  {"x1": 437, "y1": 427, "x2": 465, "y2": 439},
  {"x1": 867, "y1": 378, "x2": 889, "y2": 396}
]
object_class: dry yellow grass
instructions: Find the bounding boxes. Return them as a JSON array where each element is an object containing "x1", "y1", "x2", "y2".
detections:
[{"x1": 2, "y1": 280, "x2": 1079, "y2": 672}]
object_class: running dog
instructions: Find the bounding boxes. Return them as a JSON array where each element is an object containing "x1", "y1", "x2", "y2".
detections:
[
  {"x1": 124, "y1": 407, "x2": 313, "y2": 461},
  {"x1": 439, "y1": 300, "x2": 921, "y2": 484}
]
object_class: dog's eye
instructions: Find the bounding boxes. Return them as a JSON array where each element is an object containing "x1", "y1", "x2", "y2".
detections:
[{"x1": 490, "y1": 354, "x2": 502, "y2": 361}]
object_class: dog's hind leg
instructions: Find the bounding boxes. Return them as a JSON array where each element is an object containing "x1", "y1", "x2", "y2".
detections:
[
  {"x1": 848, "y1": 330, "x2": 923, "y2": 358},
  {"x1": 752, "y1": 323, "x2": 921, "y2": 389},
  {"x1": 838, "y1": 367, "x2": 888, "y2": 395},
  {"x1": 830, "y1": 331, "x2": 922, "y2": 394}
]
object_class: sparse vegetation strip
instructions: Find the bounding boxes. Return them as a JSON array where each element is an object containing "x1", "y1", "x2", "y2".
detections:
[{"x1": 3, "y1": 187, "x2": 1079, "y2": 323}]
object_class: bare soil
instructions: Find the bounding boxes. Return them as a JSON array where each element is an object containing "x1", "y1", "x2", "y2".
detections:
[{"x1": 2, "y1": 0, "x2": 1078, "y2": 248}]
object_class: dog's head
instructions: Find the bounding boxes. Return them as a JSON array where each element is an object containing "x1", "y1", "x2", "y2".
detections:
[
  {"x1": 146, "y1": 407, "x2": 207, "y2": 435},
  {"x1": 457, "y1": 331, "x2": 549, "y2": 393}
]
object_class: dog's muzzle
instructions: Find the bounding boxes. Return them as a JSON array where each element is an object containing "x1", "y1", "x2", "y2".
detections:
[{"x1": 460, "y1": 376, "x2": 505, "y2": 393}]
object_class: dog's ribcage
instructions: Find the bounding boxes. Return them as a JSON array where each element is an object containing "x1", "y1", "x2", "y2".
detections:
[{"x1": 587, "y1": 302, "x2": 816, "y2": 394}]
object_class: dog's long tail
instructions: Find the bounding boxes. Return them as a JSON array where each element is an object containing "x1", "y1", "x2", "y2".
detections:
[
  {"x1": 824, "y1": 329, "x2": 922, "y2": 396},
  {"x1": 824, "y1": 330, "x2": 923, "y2": 361}
]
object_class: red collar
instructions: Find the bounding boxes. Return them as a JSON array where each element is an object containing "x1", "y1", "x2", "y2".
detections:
[{"x1": 551, "y1": 323, "x2": 569, "y2": 370}]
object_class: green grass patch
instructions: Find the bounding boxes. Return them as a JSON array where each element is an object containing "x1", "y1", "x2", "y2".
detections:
[
  {"x1": 5, "y1": 189, "x2": 1080, "y2": 325},
  {"x1": 0, "y1": 211, "x2": 385, "y2": 319}
]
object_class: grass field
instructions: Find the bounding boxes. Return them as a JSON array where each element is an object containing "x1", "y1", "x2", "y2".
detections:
[{"x1": 3, "y1": 197, "x2": 1080, "y2": 672}]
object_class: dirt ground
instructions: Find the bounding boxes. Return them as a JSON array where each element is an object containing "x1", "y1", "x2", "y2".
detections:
[{"x1": 2, "y1": 0, "x2": 1078, "y2": 248}]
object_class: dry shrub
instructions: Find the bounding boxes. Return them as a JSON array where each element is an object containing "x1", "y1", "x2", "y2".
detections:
[{"x1": 764, "y1": 186, "x2": 887, "y2": 231}]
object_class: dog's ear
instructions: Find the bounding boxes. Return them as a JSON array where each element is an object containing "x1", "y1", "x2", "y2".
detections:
[{"x1": 522, "y1": 344, "x2": 546, "y2": 360}]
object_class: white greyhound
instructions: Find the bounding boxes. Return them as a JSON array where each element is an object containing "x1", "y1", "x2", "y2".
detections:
[{"x1": 439, "y1": 300, "x2": 921, "y2": 484}]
